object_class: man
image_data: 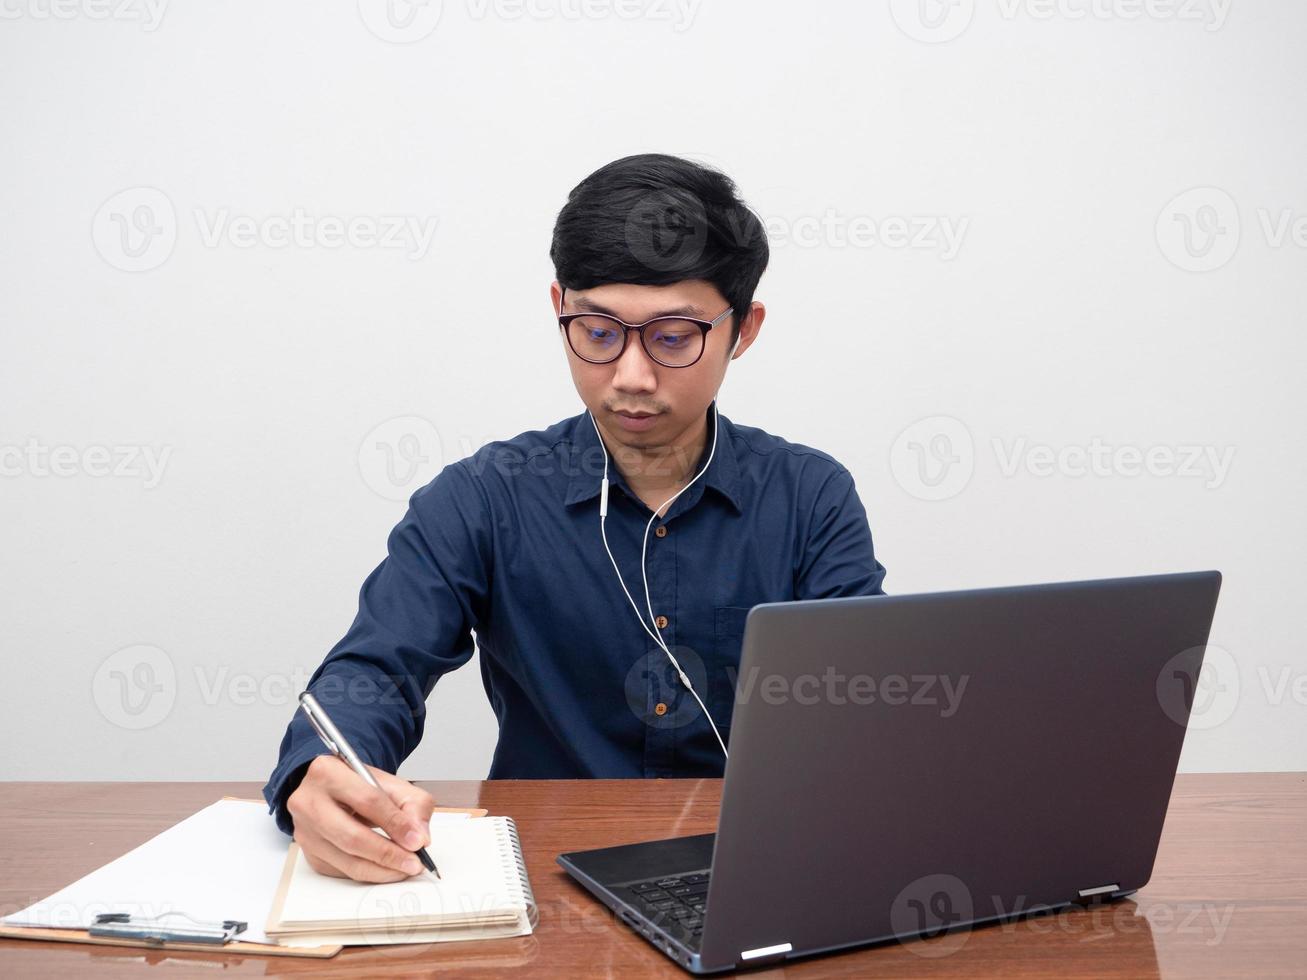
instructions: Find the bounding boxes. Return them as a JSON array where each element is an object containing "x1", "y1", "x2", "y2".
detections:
[{"x1": 263, "y1": 153, "x2": 888, "y2": 882}]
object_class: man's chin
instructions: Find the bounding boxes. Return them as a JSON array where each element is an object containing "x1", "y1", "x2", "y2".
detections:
[{"x1": 598, "y1": 416, "x2": 673, "y2": 456}]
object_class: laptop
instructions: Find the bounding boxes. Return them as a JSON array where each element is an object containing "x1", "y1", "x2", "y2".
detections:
[{"x1": 557, "y1": 570, "x2": 1222, "y2": 973}]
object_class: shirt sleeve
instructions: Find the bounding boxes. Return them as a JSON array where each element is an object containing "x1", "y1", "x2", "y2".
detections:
[
  {"x1": 261, "y1": 459, "x2": 493, "y2": 835},
  {"x1": 794, "y1": 465, "x2": 888, "y2": 599}
]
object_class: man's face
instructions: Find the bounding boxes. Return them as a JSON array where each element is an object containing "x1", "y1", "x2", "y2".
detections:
[{"x1": 553, "y1": 280, "x2": 742, "y2": 461}]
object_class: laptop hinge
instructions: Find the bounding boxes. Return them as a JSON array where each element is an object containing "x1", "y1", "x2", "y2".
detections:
[
  {"x1": 740, "y1": 942, "x2": 792, "y2": 965},
  {"x1": 1077, "y1": 883, "x2": 1120, "y2": 898}
]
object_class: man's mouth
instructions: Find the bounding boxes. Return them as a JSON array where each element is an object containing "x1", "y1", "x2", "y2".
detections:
[{"x1": 612, "y1": 409, "x2": 662, "y2": 431}]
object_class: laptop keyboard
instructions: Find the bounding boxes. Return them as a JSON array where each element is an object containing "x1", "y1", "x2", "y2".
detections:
[{"x1": 627, "y1": 872, "x2": 710, "y2": 942}]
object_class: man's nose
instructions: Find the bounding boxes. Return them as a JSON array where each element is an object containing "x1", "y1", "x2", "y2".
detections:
[{"x1": 610, "y1": 332, "x2": 658, "y2": 393}]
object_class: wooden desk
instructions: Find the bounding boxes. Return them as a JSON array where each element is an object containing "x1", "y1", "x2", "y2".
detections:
[{"x1": 1, "y1": 774, "x2": 1303, "y2": 978}]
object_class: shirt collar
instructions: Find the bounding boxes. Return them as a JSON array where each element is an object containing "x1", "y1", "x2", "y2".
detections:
[{"x1": 563, "y1": 401, "x2": 743, "y2": 514}]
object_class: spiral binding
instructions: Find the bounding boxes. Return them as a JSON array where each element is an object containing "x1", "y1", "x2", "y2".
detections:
[{"x1": 496, "y1": 816, "x2": 539, "y2": 928}]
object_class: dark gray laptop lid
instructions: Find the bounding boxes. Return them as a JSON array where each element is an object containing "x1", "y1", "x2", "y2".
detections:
[{"x1": 698, "y1": 571, "x2": 1221, "y2": 969}]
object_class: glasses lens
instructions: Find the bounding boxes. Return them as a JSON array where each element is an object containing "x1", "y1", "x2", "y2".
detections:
[
  {"x1": 567, "y1": 315, "x2": 624, "y2": 362},
  {"x1": 644, "y1": 318, "x2": 704, "y2": 366}
]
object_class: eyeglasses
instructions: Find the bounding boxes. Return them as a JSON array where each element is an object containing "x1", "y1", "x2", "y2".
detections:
[{"x1": 558, "y1": 286, "x2": 733, "y2": 369}]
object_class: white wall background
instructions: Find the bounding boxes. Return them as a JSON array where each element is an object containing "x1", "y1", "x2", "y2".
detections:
[{"x1": 1, "y1": 1, "x2": 1303, "y2": 781}]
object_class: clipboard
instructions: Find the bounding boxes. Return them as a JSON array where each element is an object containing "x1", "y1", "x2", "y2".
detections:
[
  {"x1": 0, "y1": 797, "x2": 489, "y2": 958},
  {"x1": 0, "y1": 919, "x2": 343, "y2": 959}
]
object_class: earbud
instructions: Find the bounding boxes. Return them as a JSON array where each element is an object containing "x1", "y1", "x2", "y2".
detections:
[{"x1": 729, "y1": 332, "x2": 742, "y2": 359}]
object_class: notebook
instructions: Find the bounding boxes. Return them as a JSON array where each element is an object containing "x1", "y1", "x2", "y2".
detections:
[{"x1": 265, "y1": 815, "x2": 538, "y2": 947}]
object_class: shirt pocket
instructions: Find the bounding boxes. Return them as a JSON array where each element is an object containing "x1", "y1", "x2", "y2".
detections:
[{"x1": 711, "y1": 605, "x2": 753, "y2": 727}]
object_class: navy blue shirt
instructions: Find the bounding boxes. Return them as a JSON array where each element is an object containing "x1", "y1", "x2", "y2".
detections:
[{"x1": 264, "y1": 402, "x2": 887, "y2": 833}]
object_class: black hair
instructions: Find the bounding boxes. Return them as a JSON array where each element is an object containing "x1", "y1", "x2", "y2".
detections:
[{"x1": 550, "y1": 153, "x2": 769, "y2": 344}]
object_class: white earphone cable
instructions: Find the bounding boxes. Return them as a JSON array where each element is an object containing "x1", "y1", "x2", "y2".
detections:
[{"x1": 590, "y1": 402, "x2": 730, "y2": 760}]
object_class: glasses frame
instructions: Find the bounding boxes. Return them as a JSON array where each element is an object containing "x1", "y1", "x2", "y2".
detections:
[{"x1": 558, "y1": 286, "x2": 734, "y2": 369}]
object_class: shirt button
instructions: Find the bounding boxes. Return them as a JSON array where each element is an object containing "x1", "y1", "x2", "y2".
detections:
[
  {"x1": 655, "y1": 525, "x2": 667, "y2": 538},
  {"x1": 655, "y1": 615, "x2": 668, "y2": 629},
  {"x1": 654, "y1": 702, "x2": 668, "y2": 716}
]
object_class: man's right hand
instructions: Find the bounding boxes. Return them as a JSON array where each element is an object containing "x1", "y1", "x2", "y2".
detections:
[{"x1": 286, "y1": 754, "x2": 436, "y2": 882}]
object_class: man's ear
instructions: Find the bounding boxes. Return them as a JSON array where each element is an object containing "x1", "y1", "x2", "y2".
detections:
[{"x1": 730, "y1": 301, "x2": 765, "y2": 359}]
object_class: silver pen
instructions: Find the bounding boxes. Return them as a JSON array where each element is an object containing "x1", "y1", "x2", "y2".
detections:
[{"x1": 298, "y1": 691, "x2": 441, "y2": 880}]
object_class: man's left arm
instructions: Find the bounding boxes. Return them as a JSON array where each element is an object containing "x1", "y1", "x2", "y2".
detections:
[{"x1": 794, "y1": 465, "x2": 888, "y2": 599}]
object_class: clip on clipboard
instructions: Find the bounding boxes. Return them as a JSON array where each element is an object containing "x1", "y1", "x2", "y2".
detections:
[{"x1": 90, "y1": 911, "x2": 248, "y2": 946}]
